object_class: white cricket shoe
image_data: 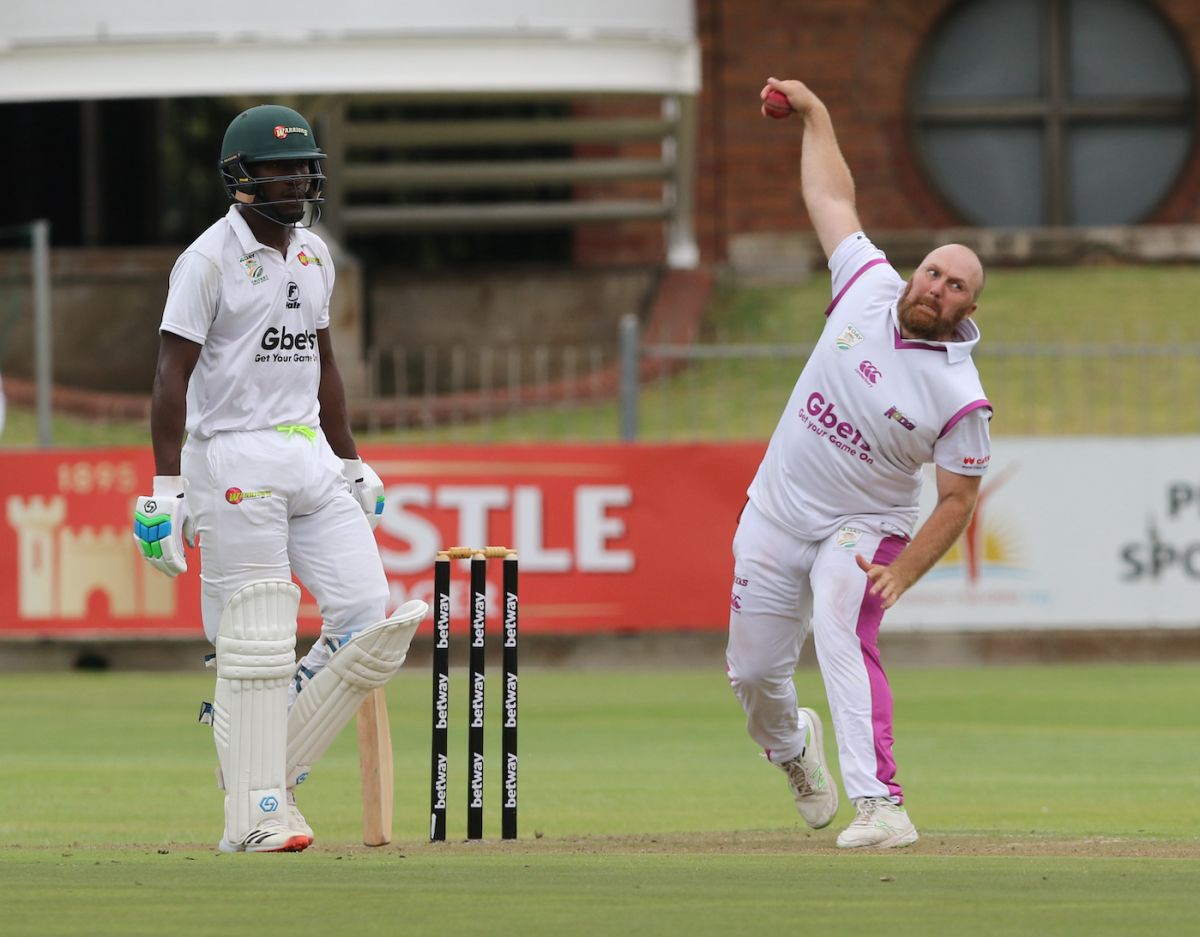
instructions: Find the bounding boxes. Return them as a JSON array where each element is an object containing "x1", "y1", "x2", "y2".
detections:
[
  {"x1": 778, "y1": 707, "x2": 839, "y2": 829},
  {"x1": 288, "y1": 788, "x2": 315, "y2": 844},
  {"x1": 836, "y1": 797, "x2": 919, "y2": 849},
  {"x1": 218, "y1": 820, "x2": 311, "y2": 854}
]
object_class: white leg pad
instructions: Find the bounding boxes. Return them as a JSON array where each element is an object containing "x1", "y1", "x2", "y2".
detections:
[
  {"x1": 212, "y1": 580, "x2": 299, "y2": 844},
  {"x1": 286, "y1": 599, "x2": 427, "y2": 787}
]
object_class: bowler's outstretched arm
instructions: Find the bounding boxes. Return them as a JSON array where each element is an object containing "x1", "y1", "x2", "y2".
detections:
[{"x1": 763, "y1": 77, "x2": 862, "y2": 259}]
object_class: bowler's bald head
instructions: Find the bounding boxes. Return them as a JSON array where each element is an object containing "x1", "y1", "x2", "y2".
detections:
[{"x1": 921, "y1": 243, "x2": 986, "y2": 300}]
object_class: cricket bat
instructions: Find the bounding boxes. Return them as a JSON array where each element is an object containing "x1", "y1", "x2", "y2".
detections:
[{"x1": 356, "y1": 687, "x2": 394, "y2": 846}]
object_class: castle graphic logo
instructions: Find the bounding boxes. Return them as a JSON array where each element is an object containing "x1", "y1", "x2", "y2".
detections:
[{"x1": 5, "y1": 495, "x2": 175, "y2": 619}]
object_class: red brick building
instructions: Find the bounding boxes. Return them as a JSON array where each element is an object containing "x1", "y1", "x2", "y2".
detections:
[
  {"x1": 582, "y1": 0, "x2": 1200, "y2": 267},
  {"x1": 4, "y1": 0, "x2": 1200, "y2": 402}
]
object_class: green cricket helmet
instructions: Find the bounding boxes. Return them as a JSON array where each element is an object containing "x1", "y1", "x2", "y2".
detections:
[{"x1": 218, "y1": 104, "x2": 326, "y2": 225}]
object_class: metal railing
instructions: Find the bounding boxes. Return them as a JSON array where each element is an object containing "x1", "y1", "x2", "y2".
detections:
[
  {"x1": 0, "y1": 220, "x2": 52, "y2": 446},
  {"x1": 357, "y1": 313, "x2": 1200, "y2": 441}
]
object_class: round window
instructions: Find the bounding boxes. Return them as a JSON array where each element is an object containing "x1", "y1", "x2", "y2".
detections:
[{"x1": 911, "y1": 0, "x2": 1194, "y2": 226}]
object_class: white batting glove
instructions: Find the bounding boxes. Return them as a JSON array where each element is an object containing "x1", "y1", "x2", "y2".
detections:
[
  {"x1": 132, "y1": 475, "x2": 196, "y2": 577},
  {"x1": 342, "y1": 458, "x2": 385, "y2": 530}
]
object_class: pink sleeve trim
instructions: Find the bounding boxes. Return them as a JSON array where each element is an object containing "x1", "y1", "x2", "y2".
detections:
[
  {"x1": 825, "y1": 259, "x2": 889, "y2": 317},
  {"x1": 938, "y1": 399, "x2": 992, "y2": 439}
]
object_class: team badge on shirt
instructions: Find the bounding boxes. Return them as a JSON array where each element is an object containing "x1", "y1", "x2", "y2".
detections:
[
  {"x1": 835, "y1": 526, "x2": 865, "y2": 549},
  {"x1": 239, "y1": 252, "x2": 269, "y2": 285},
  {"x1": 297, "y1": 250, "x2": 323, "y2": 267},
  {"x1": 835, "y1": 324, "x2": 864, "y2": 350}
]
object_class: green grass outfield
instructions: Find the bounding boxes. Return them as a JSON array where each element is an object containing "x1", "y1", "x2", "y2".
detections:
[{"x1": 1, "y1": 664, "x2": 1197, "y2": 936}]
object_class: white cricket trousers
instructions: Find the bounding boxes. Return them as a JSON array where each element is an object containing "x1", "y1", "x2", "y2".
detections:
[
  {"x1": 727, "y1": 500, "x2": 909, "y2": 803},
  {"x1": 182, "y1": 427, "x2": 389, "y2": 644}
]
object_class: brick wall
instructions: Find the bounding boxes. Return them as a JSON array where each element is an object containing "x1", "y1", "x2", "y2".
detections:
[
  {"x1": 576, "y1": 0, "x2": 1200, "y2": 266},
  {"x1": 571, "y1": 96, "x2": 670, "y2": 266}
]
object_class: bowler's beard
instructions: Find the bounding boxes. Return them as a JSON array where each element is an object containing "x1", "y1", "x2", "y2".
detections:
[{"x1": 897, "y1": 281, "x2": 968, "y2": 341}]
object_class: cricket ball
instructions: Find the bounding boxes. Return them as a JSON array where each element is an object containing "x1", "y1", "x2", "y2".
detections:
[{"x1": 763, "y1": 89, "x2": 792, "y2": 120}]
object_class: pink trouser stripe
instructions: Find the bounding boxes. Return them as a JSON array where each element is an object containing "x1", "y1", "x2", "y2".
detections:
[{"x1": 855, "y1": 534, "x2": 909, "y2": 801}]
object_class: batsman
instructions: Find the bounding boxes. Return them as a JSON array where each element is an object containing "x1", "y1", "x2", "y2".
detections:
[{"x1": 133, "y1": 104, "x2": 426, "y2": 853}]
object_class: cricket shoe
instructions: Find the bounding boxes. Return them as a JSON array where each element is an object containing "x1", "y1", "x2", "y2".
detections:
[
  {"x1": 836, "y1": 797, "x2": 919, "y2": 849},
  {"x1": 218, "y1": 820, "x2": 311, "y2": 854},
  {"x1": 778, "y1": 707, "x2": 839, "y2": 829},
  {"x1": 287, "y1": 788, "x2": 315, "y2": 844}
]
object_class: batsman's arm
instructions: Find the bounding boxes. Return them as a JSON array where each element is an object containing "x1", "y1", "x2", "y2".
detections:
[
  {"x1": 856, "y1": 467, "x2": 981, "y2": 609},
  {"x1": 150, "y1": 330, "x2": 201, "y2": 475},
  {"x1": 764, "y1": 77, "x2": 862, "y2": 260},
  {"x1": 136, "y1": 330, "x2": 201, "y2": 577},
  {"x1": 318, "y1": 327, "x2": 385, "y2": 529},
  {"x1": 316, "y1": 327, "x2": 359, "y2": 460}
]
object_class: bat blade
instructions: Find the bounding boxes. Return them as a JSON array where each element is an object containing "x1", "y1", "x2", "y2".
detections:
[{"x1": 357, "y1": 687, "x2": 394, "y2": 846}]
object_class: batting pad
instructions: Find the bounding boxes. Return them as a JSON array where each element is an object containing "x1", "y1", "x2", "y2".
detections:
[
  {"x1": 212, "y1": 580, "x2": 299, "y2": 843},
  {"x1": 286, "y1": 599, "x2": 428, "y2": 787}
]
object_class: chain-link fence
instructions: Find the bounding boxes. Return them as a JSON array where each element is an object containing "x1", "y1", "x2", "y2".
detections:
[{"x1": 354, "y1": 316, "x2": 1200, "y2": 441}]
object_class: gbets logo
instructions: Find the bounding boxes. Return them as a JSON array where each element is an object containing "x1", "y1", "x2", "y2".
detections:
[
  {"x1": 804, "y1": 392, "x2": 873, "y2": 451},
  {"x1": 260, "y1": 325, "x2": 316, "y2": 350}
]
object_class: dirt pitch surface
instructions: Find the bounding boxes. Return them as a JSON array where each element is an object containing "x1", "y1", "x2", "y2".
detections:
[{"x1": 118, "y1": 831, "x2": 1199, "y2": 860}]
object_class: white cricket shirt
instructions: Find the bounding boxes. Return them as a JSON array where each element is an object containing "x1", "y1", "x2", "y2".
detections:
[
  {"x1": 748, "y1": 233, "x2": 992, "y2": 540},
  {"x1": 159, "y1": 206, "x2": 334, "y2": 438}
]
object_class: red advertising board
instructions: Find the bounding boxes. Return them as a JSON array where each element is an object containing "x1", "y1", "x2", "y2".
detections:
[{"x1": 0, "y1": 444, "x2": 761, "y2": 638}]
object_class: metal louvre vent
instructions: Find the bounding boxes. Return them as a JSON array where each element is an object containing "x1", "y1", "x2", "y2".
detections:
[{"x1": 318, "y1": 94, "x2": 697, "y2": 266}]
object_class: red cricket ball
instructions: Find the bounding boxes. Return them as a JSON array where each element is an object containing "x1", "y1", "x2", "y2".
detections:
[{"x1": 763, "y1": 89, "x2": 792, "y2": 120}]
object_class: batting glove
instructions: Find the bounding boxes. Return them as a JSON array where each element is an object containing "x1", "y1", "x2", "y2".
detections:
[
  {"x1": 342, "y1": 458, "x2": 385, "y2": 531},
  {"x1": 133, "y1": 475, "x2": 196, "y2": 577}
]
